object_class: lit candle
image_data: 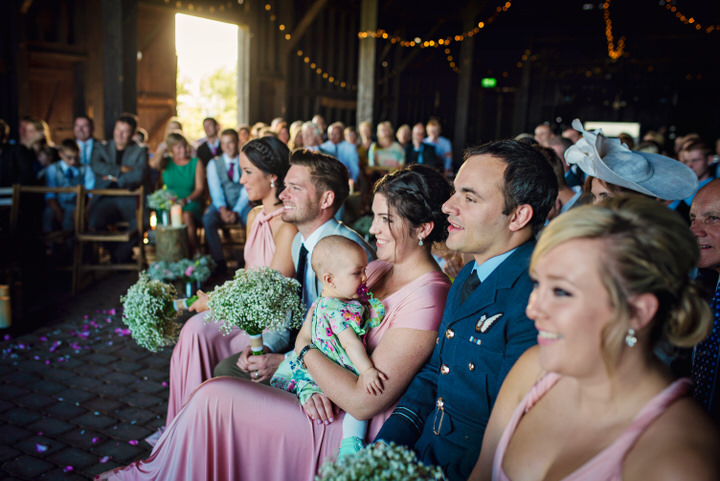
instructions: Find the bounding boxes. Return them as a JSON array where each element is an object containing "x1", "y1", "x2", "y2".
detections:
[
  {"x1": 171, "y1": 204, "x2": 183, "y2": 227},
  {"x1": 149, "y1": 211, "x2": 157, "y2": 230}
]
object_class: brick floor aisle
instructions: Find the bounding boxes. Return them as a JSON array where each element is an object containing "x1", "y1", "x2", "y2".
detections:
[{"x1": 0, "y1": 272, "x2": 179, "y2": 480}]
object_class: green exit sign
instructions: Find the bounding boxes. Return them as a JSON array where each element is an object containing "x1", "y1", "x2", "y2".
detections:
[{"x1": 481, "y1": 77, "x2": 497, "y2": 88}]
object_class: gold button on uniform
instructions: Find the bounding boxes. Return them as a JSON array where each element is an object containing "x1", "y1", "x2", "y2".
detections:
[
  {"x1": 468, "y1": 362, "x2": 475, "y2": 371},
  {"x1": 440, "y1": 364, "x2": 450, "y2": 375},
  {"x1": 445, "y1": 328, "x2": 455, "y2": 339}
]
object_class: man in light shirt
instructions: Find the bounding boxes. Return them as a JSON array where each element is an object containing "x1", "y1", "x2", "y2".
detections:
[
  {"x1": 74, "y1": 115, "x2": 97, "y2": 166},
  {"x1": 202, "y1": 128, "x2": 251, "y2": 274}
]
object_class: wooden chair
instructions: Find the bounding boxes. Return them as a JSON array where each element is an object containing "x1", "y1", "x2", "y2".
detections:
[
  {"x1": 73, "y1": 186, "x2": 145, "y2": 294},
  {"x1": 9, "y1": 184, "x2": 83, "y2": 247}
]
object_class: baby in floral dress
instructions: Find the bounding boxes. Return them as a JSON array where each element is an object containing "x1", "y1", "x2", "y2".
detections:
[{"x1": 271, "y1": 235, "x2": 385, "y2": 457}]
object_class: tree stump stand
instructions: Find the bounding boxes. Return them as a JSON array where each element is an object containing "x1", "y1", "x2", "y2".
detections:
[{"x1": 155, "y1": 225, "x2": 189, "y2": 262}]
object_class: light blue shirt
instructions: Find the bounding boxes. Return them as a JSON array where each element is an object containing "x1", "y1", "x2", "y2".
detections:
[
  {"x1": 424, "y1": 136, "x2": 453, "y2": 170},
  {"x1": 76, "y1": 138, "x2": 94, "y2": 165},
  {"x1": 45, "y1": 161, "x2": 95, "y2": 204},
  {"x1": 468, "y1": 247, "x2": 518, "y2": 283},
  {"x1": 319, "y1": 140, "x2": 360, "y2": 182},
  {"x1": 207, "y1": 153, "x2": 249, "y2": 215}
]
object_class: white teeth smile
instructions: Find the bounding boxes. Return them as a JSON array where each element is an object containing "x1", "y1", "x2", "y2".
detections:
[{"x1": 538, "y1": 331, "x2": 561, "y2": 339}]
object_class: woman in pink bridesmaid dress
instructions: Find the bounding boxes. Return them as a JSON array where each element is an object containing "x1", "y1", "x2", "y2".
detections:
[
  {"x1": 166, "y1": 136, "x2": 297, "y2": 424},
  {"x1": 469, "y1": 198, "x2": 720, "y2": 481},
  {"x1": 101, "y1": 165, "x2": 454, "y2": 481}
]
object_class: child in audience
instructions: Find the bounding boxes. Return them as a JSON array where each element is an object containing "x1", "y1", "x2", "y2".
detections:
[{"x1": 273, "y1": 235, "x2": 386, "y2": 457}]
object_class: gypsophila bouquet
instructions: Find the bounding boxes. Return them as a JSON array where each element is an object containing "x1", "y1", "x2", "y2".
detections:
[
  {"x1": 120, "y1": 273, "x2": 180, "y2": 352},
  {"x1": 206, "y1": 267, "x2": 304, "y2": 355},
  {"x1": 316, "y1": 442, "x2": 446, "y2": 481},
  {"x1": 146, "y1": 186, "x2": 177, "y2": 211},
  {"x1": 147, "y1": 255, "x2": 215, "y2": 285}
]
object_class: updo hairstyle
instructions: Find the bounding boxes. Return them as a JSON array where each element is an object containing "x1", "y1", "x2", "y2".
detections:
[{"x1": 241, "y1": 137, "x2": 291, "y2": 199}]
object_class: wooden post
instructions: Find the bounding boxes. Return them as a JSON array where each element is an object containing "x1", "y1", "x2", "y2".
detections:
[
  {"x1": 453, "y1": 3, "x2": 481, "y2": 168},
  {"x1": 357, "y1": 0, "x2": 378, "y2": 127},
  {"x1": 102, "y1": 0, "x2": 137, "y2": 138},
  {"x1": 155, "y1": 225, "x2": 190, "y2": 263}
]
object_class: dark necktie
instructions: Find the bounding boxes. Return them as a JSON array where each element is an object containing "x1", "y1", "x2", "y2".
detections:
[
  {"x1": 227, "y1": 162, "x2": 235, "y2": 181},
  {"x1": 460, "y1": 272, "x2": 481, "y2": 304},
  {"x1": 66, "y1": 168, "x2": 74, "y2": 179},
  {"x1": 296, "y1": 244, "x2": 308, "y2": 294},
  {"x1": 692, "y1": 286, "x2": 720, "y2": 409}
]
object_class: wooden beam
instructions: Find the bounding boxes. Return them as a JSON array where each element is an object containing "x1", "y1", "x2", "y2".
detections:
[
  {"x1": 284, "y1": 0, "x2": 328, "y2": 53},
  {"x1": 356, "y1": 0, "x2": 377, "y2": 126}
]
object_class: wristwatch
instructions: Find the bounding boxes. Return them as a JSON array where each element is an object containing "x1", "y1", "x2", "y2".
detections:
[{"x1": 297, "y1": 344, "x2": 317, "y2": 369}]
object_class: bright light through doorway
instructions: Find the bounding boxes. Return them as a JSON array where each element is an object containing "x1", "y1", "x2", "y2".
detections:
[{"x1": 175, "y1": 13, "x2": 238, "y2": 142}]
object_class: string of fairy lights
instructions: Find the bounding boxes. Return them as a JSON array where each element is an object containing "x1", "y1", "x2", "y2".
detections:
[
  {"x1": 603, "y1": 1, "x2": 626, "y2": 61},
  {"x1": 660, "y1": 0, "x2": 720, "y2": 33},
  {"x1": 160, "y1": 0, "x2": 237, "y2": 14}
]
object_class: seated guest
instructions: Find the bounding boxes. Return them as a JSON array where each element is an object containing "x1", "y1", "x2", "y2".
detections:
[
  {"x1": 0, "y1": 118, "x2": 34, "y2": 186},
  {"x1": 320, "y1": 121, "x2": 360, "y2": 185},
  {"x1": 565, "y1": 119, "x2": 698, "y2": 205},
  {"x1": 535, "y1": 145, "x2": 583, "y2": 221},
  {"x1": 375, "y1": 140, "x2": 558, "y2": 480},
  {"x1": 202, "y1": 128, "x2": 251, "y2": 274},
  {"x1": 405, "y1": 122, "x2": 442, "y2": 170},
  {"x1": 424, "y1": 118, "x2": 453, "y2": 177},
  {"x1": 301, "y1": 121, "x2": 322, "y2": 152},
  {"x1": 470, "y1": 197, "x2": 720, "y2": 481},
  {"x1": 395, "y1": 123, "x2": 411, "y2": 148},
  {"x1": 73, "y1": 115, "x2": 98, "y2": 166},
  {"x1": 89, "y1": 113, "x2": 149, "y2": 263},
  {"x1": 23, "y1": 118, "x2": 58, "y2": 180},
  {"x1": 132, "y1": 127, "x2": 148, "y2": 149},
  {"x1": 98, "y1": 164, "x2": 452, "y2": 481},
  {"x1": 689, "y1": 179, "x2": 720, "y2": 423},
  {"x1": 158, "y1": 132, "x2": 206, "y2": 255},
  {"x1": 42, "y1": 139, "x2": 95, "y2": 259},
  {"x1": 288, "y1": 120, "x2": 304, "y2": 150},
  {"x1": 195, "y1": 117, "x2": 221, "y2": 166},
  {"x1": 368, "y1": 121, "x2": 405, "y2": 172},
  {"x1": 673, "y1": 138, "x2": 714, "y2": 213},
  {"x1": 153, "y1": 117, "x2": 183, "y2": 165}
]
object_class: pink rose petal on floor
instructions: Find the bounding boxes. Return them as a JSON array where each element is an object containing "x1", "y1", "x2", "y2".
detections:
[
  {"x1": 99, "y1": 456, "x2": 111, "y2": 463},
  {"x1": 162, "y1": 381, "x2": 167, "y2": 387},
  {"x1": 109, "y1": 308, "x2": 116, "y2": 315},
  {"x1": 92, "y1": 437, "x2": 100, "y2": 443},
  {"x1": 128, "y1": 440, "x2": 139, "y2": 445},
  {"x1": 64, "y1": 466, "x2": 74, "y2": 472}
]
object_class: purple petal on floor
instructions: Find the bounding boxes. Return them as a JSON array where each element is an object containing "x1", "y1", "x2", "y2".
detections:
[
  {"x1": 99, "y1": 456, "x2": 111, "y2": 463},
  {"x1": 64, "y1": 466, "x2": 74, "y2": 472},
  {"x1": 128, "y1": 440, "x2": 139, "y2": 445},
  {"x1": 92, "y1": 437, "x2": 100, "y2": 443},
  {"x1": 36, "y1": 444, "x2": 48, "y2": 452}
]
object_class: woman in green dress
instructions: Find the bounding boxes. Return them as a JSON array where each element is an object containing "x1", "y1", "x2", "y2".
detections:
[{"x1": 161, "y1": 132, "x2": 206, "y2": 255}]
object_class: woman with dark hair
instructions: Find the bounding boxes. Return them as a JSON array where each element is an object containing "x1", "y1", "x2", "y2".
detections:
[
  {"x1": 99, "y1": 165, "x2": 453, "y2": 481},
  {"x1": 163, "y1": 136, "x2": 297, "y2": 426}
]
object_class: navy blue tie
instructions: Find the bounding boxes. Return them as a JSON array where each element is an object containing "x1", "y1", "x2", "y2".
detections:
[
  {"x1": 692, "y1": 286, "x2": 720, "y2": 409},
  {"x1": 460, "y1": 272, "x2": 481, "y2": 304}
]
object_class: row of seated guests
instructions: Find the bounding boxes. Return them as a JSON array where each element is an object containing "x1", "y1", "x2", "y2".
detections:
[{"x1": 98, "y1": 132, "x2": 720, "y2": 480}]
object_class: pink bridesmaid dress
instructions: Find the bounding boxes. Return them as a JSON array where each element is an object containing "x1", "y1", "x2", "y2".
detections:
[
  {"x1": 166, "y1": 207, "x2": 284, "y2": 424},
  {"x1": 492, "y1": 373, "x2": 692, "y2": 481},
  {"x1": 110, "y1": 261, "x2": 451, "y2": 480}
]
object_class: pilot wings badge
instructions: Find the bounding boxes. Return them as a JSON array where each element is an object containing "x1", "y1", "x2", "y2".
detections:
[{"x1": 475, "y1": 312, "x2": 503, "y2": 333}]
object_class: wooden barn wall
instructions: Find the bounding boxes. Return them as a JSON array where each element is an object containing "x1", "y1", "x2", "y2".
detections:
[
  {"x1": 283, "y1": 2, "x2": 360, "y2": 127},
  {"x1": 136, "y1": 3, "x2": 178, "y2": 153}
]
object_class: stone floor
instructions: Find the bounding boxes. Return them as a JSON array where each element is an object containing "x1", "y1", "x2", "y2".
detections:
[{"x1": 0, "y1": 270, "x2": 206, "y2": 480}]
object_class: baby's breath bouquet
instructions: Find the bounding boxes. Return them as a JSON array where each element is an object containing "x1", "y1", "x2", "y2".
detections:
[
  {"x1": 120, "y1": 273, "x2": 181, "y2": 352},
  {"x1": 316, "y1": 442, "x2": 446, "y2": 480},
  {"x1": 206, "y1": 267, "x2": 304, "y2": 355},
  {"x1": 147, "y1": 186, "x2": 177, "y2": 212}
]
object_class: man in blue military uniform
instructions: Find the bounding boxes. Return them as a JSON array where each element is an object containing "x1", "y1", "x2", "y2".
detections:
[{"x1": 375, "y1": 140, "x2": 558, "y2": 480}]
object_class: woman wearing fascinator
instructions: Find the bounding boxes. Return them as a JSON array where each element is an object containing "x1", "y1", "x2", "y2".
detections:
[{"x1": 564, "y1": 119, "x2": 698, "y2": 204}]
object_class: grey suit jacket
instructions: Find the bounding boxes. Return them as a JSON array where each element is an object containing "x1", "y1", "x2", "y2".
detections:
[{"x1": 90, "y1": 140, "x2": 149, "y2": 191}]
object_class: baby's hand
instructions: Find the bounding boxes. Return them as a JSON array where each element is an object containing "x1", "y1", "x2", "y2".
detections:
[{"x1": 360, "y1": 367, "x2": 388, "y2": 396}]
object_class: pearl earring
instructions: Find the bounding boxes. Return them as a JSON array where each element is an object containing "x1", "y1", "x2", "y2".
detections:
[
  {"x1": 418, "y1": 237, "x2": 424, "y2": 246},
  {"x1": 270, "y1": 179, "x2": 275, "y2": 188},
  {"x1": 625, "y1": 328, "x2": 637, "y2": 348}
]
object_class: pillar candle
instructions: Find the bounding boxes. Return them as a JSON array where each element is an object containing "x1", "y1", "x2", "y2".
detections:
[{"x1": 170, "y1": 204, "x2": 183, "y2": 227}]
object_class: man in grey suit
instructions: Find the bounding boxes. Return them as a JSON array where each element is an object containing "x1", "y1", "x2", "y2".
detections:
[
  {"x1": 89, "y1": 114, "x2": 149, "y2": 262},
  {"x1": 213, "y1": 149, "x2": 374, "y2": 381}
]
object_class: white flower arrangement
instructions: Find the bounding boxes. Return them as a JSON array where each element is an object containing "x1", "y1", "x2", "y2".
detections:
[
  {"x1": 120, "y1": 273, "x2": 180, "y2": 352},
  {"x1": 147, "y1": 186, "x2": 178, "y2": 211},
  {"x1": 316, "y1": 442, "x2": 446, "y2": 481},
  {"x1": 207, "y1": 267, "x2": 305, "y2": 337},
  {"x1": 147, "y1": 255, "x2": 215, "y2": 284}
]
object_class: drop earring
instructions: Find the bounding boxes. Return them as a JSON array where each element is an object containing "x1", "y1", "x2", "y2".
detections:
[
  {"x1": 270, "y1": 179, "x2": 275, "y2": 188},
  {"x1": 418, "y1": 237, "x2": 424, "y2": 246},
  {"x1": 625, "y1": 328, "x2": 637, "y2": 348}
]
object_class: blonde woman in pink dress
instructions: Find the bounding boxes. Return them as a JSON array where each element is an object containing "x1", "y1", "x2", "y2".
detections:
[
  {"x1": 98, "y1": 165, "x2": 453, "y2": 481},
  {"x1": 469, "y1": 197, "x2": 720, "y2": 481},
  {"x1": 166, "y1": 137, "x2": 297, "y2": 424}
]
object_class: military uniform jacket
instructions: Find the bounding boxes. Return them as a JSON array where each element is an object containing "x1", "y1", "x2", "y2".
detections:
[{"x1": 375, "y1": 240, "x2": 538, "y2": 480}]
